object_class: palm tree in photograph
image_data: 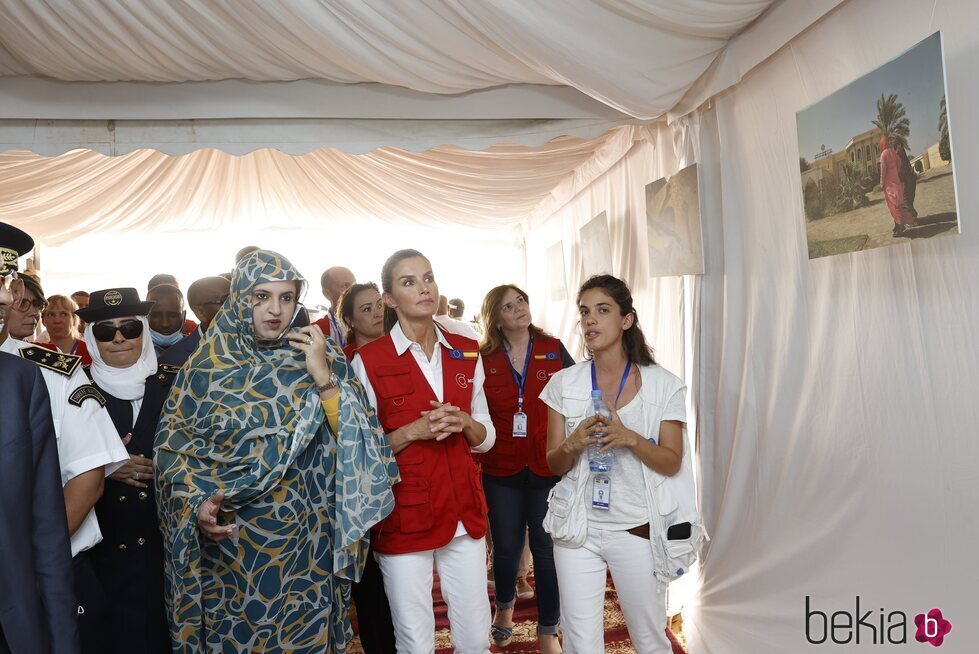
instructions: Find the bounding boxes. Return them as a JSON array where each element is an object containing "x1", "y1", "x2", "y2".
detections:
[
  {"x1": 938, "y1": 95, "x2": 951, "y2": 162},
  {"x1": 872, "y1": 93, "x2": 910, "y2": 152},
  {"x1": 837, "y1": 162, "x2": 869, "y2": 212}
]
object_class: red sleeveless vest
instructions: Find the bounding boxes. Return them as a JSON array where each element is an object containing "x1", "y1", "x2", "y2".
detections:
[
  {"x1": 358, "y1": 329, "x2": 488, "y2": 554},
  {"x1": 477, "y1": 335, "x2": 562, "y2": 477}
]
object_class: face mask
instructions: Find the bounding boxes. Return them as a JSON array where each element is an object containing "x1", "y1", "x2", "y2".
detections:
[{"x1": 150, "y1": 328, "x2": 184, "y2": 348}]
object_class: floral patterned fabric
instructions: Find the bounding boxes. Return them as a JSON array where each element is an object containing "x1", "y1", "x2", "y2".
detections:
[{"x1": 155, "y1": 250, "x2": 397, "y2": 653}]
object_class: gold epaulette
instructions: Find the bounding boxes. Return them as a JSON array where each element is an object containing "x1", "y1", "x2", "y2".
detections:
[{"x1": 18, "y1": 346, "x2": 82, "y2": 377}]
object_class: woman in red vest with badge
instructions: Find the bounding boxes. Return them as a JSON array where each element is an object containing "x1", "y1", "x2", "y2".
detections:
[
  {"x1": 351, "y1": 248, "x2": 496, "y2": 654},
  {"x1": 477, "y1": 285, "x2": 573, "y2": 653},
  {"x1": 336, "y1": 282, "x2": 384, "y2": 361}
]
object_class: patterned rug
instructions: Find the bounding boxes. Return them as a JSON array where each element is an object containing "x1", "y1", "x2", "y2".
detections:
[{"x1": 348, "y1": 572, "x2": 686, "y2": 653}]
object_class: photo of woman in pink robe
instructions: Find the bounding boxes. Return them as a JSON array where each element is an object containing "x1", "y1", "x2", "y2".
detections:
[{"x1": 879, "y1": 135, "x2": 916, "y2": 235}]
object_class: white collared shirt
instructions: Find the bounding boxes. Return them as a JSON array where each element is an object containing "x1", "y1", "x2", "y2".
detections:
[
  {"x1": 1, "y1": 337, "x2": 130, "y2": 556},
  {"x1": 351, "y1": 321, "x2": 495, "y2": 454}
]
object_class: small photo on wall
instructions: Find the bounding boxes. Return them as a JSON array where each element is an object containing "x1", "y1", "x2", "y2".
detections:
[
  {"x1": 579, "y1": 211, "x2": 613, "y2": 276},
  {"x1": 646, "y1": 163, "x2": 704, "y2": 277},
  {"x1": 546, "y1": 241, "x2": 568, "y2": 302},
  {"x1": 797, "y1": 31, "x2": 958, "y2": 259}
]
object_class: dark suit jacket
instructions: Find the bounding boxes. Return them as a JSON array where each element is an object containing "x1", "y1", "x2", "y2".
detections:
[
  {"x1": 158, "y1": 328, "x2": 201, "y2": 368},
  {"x1": 0, "y1": 352, "x2": 79, "y2": 654}
]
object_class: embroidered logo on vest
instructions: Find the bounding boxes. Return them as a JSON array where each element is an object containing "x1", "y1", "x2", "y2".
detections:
[{"x1": 455, "y1": 372, "x2": 470, "y2": 389}]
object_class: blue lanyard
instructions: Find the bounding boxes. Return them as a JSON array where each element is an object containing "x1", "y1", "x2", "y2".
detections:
[
  {"x1": 502, "y1": 335, "x2": 534, "y2": 411},
  {"x1": 590, "y1": 359, "x2": 632, "y2": 408}
]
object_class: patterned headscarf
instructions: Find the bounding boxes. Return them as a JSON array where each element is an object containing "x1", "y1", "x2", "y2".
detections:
[{"x1": 155, "y1": 250, "x2": 397, "y2": 645}]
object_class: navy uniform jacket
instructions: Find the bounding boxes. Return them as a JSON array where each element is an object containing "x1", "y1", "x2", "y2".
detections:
[
  {"x1": 87, "y1": 363, "x2": 181, "y2": 654},
  {"x1": 0, "y1": 352, "x2": 80, "y2": 654},
  {"x1": 158, "y1": 327, "x2": 200, "y2": 368}
]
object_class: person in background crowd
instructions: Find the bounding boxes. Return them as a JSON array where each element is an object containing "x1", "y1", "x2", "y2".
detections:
[
  {"x1": 0, "y1": 222, "x2": 80, "y2": 654},
  {"x1": 146, "y1": 284, "x2": 189, "y2": 355},
  {"x1": 72, "y1": 291, "x2": 90, "y2": 330},
  {"x1": 78, "y1": 289, "x2": 174, "y2": 654},
  {"x1": 337, "y1": 282, "x2": 384, "y2": 361},
  {"x1": 147, "y1": 275, "x2": 197, "y2": 335},
  {"x1": 351, "y1": 249, "x2": 495, "y2": 654},
  {"x1": 4, "y1": 274, "x2": 46, "y2": 343},
  {"x1": 334, "y1": 280, "x2": 396, "y2": 653},
  {"x1": 478, "y1": 284, "x2": 573, "y2": 653},
  {"x1": 235, "y1": 245, "x2": 260, "y2": 264},
  {"x1": 159, "y1": 276, "x2": 231, "y2": 367},
  {"x1": 314, "y1": 266, "x2": 356, "y2": 347},
  {"x1": 41, "y1": 295, "x2": 92, "y2": 366},
  {"x1": 0, "y1": 232, "x2": 130, "y2": 654},
  {"x1": 542, "y1": 275, "x2": 690, "y2": 654},
  {"x1": 156, "y1": 250, "x2": 395, "y2": 653},
  {"x1": 435, "y1": 294, "x2": 481, "y2": 340},
  {"x1": 448, "y1": 297, "x2": 466, "y2": 320}
]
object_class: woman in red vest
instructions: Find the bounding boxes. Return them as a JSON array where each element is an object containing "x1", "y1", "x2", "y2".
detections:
[
  {"x1": 351, "y1": 249, "x2": 495, "y2": 654},
  {"x1": 336, "y1": 282, "x2": 385, "y2": 361},
  {"x1": 477, "y1": 285, "x2": 573, "y2": 653}
]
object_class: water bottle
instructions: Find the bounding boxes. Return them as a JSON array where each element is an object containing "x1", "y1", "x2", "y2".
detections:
[{"x1": 588, "y1": 390, "x2": 614, "y2": 473}]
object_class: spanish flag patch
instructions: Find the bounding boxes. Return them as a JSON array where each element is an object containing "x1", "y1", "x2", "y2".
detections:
[
  {"x1": 449, "y1": 349, "x2": 480, "y2": 360},
  {"x1": 534, "y1": 352, "x2": 559, "y2": 361}
]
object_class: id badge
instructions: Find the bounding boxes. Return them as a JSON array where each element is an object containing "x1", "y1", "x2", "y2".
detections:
[
  {"x1": 592, "y1": 475, "x2": 611, "y2": 510},
  {"x1": 512, "y1": 411, "x2": 528, "y2": 438}
]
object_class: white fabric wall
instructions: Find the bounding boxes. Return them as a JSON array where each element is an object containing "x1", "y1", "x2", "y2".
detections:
[
  {"x1": 525, "y1": 122, "x2": 698, "y2": 380},
  {"x1": 686, "y1": 0, "x2": 979, "y2": 651}
]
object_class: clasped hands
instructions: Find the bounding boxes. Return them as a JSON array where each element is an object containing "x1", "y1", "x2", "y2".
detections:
[{"x1": 404, "y1": 400, "x2": 472, "y2": 443}]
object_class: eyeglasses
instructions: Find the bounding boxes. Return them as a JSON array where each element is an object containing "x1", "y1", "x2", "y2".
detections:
[
  {"x1": 92, "y1": 320, "x2": 144, "y2": 342},
  {"x1": 13, "y1": 297, "x2": 48, "y2": 313}
]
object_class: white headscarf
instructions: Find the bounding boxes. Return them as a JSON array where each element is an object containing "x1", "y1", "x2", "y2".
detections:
[{"x1": 85, "y1": 315, "x2": 158, "y2": 401}]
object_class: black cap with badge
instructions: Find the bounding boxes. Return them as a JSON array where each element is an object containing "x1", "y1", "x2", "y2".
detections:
[
  {"x1": 75, "y1": 288, "x2": 155, "y2": 323},
  {"x1": 0, "y1": 222, "x2": 34, "y2": 276}
]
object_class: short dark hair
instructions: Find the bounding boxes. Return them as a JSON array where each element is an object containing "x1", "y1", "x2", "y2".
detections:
[
  {"x1": 147, "y1": 283, "x2": 185, "y2": 306},
  {"x1": 71, "y1": 290, "x2": 89, "y2": 298},
  {"x1": 148, "y1": 273, "x2": 178, "y2": 291}
]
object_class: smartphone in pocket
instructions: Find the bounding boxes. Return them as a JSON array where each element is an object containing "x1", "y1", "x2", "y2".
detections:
[{"x1": 667, "y1": 521, "x2": 691, "y2": 540}]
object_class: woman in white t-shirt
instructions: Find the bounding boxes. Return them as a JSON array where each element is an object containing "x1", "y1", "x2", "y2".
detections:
[{"x1": 541, "y1": 274, "x2": 697, "y2": 654}]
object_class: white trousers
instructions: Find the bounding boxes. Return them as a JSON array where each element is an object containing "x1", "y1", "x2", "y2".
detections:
[
  {"x1": 375, "y1": 534, "x2": 491, "y2": 654},
  {"x1": 553, "y1": 527, "x2": 670, "y2": 654}
]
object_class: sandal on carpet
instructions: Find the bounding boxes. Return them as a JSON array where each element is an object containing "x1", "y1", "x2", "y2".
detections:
[{"x1": 491, "y1": 624, "x2": 514, "y2": 647}]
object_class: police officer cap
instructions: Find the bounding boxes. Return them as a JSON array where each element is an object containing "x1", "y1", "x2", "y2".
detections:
[
  {"x1": 0, "y1": 222, "x2": 34, "y2": 276},
  {"x1": 75, "y1": 288, "x2": 155, "y2": 323}
]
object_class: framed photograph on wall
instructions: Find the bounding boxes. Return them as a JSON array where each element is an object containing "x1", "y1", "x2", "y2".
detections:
[
  {"x1": 646, "y1": 163, "x2": 705, "y2": 276},
  {"x1": 797, "y1": 31, "x2": 959, "y2": 259},
  {"x1": 546, "y1": 240, "x2": 568, "y2": 301},
  {"x1": 580, "y1": 211, "x2": 613, "y2": 276}
]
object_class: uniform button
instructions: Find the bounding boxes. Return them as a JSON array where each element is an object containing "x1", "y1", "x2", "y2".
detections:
[
  {"x1": 119, "y1": 495, "x2": 127, "y2": 502},
  {"x1": 137, "y1": 538, "x2": 146, "y2": 546},
  {"x1": 138, "y1": 492, "x2": 148, "y2": 500},
  {"x1": 118, "y1": 543, "x2": 127, "y2": 551},
  {"x1": 158, "y1": 374, "x2": 166, "y2": 380}
]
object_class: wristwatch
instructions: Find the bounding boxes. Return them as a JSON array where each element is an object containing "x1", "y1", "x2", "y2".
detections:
[{"x1": 315, "y1": 373, "x2": 338, "y2": 394}]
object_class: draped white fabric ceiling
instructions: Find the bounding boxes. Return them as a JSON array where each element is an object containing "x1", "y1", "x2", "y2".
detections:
[
  {"x1": 0, "y1": 0, "x2": 775, "y2": 120},
  {"x1": 0, "y1": 125, "x2": 645, "y2": 246}
]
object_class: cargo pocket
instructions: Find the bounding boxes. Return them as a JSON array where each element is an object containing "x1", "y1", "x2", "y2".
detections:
[{"x1": 392, "y1": 479, "x2": 432, "y2": 533}]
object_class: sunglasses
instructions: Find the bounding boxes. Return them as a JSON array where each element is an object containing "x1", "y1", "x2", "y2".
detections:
[{"x1": 92, "y1": 320, "x2": 144, "y2": 342}]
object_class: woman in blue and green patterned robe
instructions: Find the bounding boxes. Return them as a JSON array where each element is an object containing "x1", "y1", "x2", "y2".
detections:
[{"x1": 155, "y1": 250, "x2": 397, "y2": 653}]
